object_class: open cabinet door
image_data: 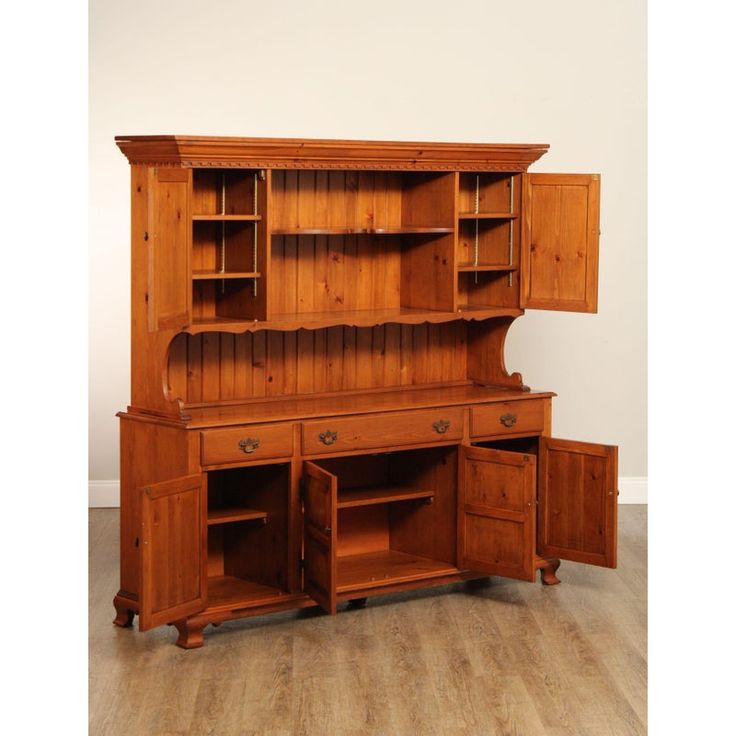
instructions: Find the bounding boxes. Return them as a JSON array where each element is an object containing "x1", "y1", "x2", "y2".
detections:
[
  {"x1": 148, "y1": 167, "x2": 191, "y2": 331},
  {"x1": 521, "y1": 173, "x2": 600, "y2": 313},
  {"x1": 458, "y1": 445, "x2": 536, "y2": 582},
  {"x1": 139, "y1": 474, "x2": 206, "y2": 630},
  {"x1": 303, "y1": 461, "x2": 337, "y2": 614},
  {"x1": 538, "y1": 438, "x2": 618, "y2": 567}
]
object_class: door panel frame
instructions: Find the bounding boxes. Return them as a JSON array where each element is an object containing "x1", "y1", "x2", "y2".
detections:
[
  {"x1": 458, "y1": 444, "x2": 537, "y2": 582},
  {"x1": 538, "y1": 437, "x2": 618, "y2": 567},
  {"x1": 521, "y1": 172, "x2": 600, "y2": 313},
  {"x1": 139, "y1": 473, "x2": 207, "y2": 630}
]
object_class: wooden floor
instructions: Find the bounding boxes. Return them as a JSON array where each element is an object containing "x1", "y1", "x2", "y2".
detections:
[{"x1": 89, "y1": 506, "x2": 647, "y2": 735}]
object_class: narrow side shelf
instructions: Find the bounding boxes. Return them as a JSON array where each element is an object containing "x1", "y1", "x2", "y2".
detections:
[
  {"x1": 192, "y1": 271, "x2": 262, "y2": 280},
  {"x1": 337, "y1": 486, "x2": 434, "y2": 509},
  {"x1": 457, "y1": 264, "x2": 518, "y2": 272},
  {"x1": 207, "y1": 507, "x2": 268, "y2": 526},
  {"x1": 458, "y1": 212, "x2": 518, "y2": 220},
  {"x1": 193, "y1": 214, "x2": 262, "y2": 222}
]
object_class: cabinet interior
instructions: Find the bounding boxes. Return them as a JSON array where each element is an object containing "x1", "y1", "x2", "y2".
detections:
[
  {"x1": 206, "y1": 463, "x2": 290, "y2": 607},
  {"x1": 313, "y1": 446, "x2": 459, "y2": 592}
]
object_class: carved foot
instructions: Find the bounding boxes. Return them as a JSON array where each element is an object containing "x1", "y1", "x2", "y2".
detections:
[
  {"x1": 112, "y1": 595, "x2": 135, "y2": 627},
  {"x1": 535, "y1": 557, "x2": 561, "y2": 585},
  {"x1": 347, "y1": 597, "x2": 367, "y2": 609},
  {"x1": 173, "y1": 618, "x2": 207, "y2": 649}
]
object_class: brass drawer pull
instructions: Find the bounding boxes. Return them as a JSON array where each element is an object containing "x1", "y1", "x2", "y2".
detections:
[
  {"x1": 319, "y1": 430, "x2": 338, "y2": 446},
  {"x1": 499, "y1": 413, "x2": 517, "y2": 428},
  {"x1": 433, "y1": 419, "x2": 451, "y2": 434},
  {"x1": 238, "y1": 437, "x2": 260, "y2": 454}
]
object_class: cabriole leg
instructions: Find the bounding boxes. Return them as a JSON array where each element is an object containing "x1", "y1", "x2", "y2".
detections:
[
  {"x1": 112, "y1": 595, "x2": 135, "y2": 627},
  {"x1": 535, "y1": 556, "x2": 561, "y2": 585},
  {"x1": 173, "y1": 618, "x2": 207, "y2": 649}
]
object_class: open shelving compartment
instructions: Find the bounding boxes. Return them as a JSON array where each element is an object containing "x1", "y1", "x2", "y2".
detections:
[
  {"x1": 305, "y1": 446, "x2": 459, "y2": 596},
  {"x1": 268, "y1": 169, "x2": 458, "y2": 325},
  {"x1": 456, "y1": 171, "x2": 522, "y2": 311},
  {"x1": 191, "y1": 168, "x2": 267, "y2": 323},
  {"x1": 205, "y1": 462, "x2": 291, "y2": 609}
]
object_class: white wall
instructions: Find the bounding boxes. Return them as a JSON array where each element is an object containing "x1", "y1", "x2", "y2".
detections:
[{"x1": 89, "y1": 0, "x2": 646, "y2": 499}]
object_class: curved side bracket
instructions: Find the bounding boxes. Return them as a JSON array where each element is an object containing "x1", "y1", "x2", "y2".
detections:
[
  {"x1": 129, "y1": 328, "x2": 190, "y2": 420},
  {"x1": 465, "y1": 316, "x2": 528, "y2": 390}
]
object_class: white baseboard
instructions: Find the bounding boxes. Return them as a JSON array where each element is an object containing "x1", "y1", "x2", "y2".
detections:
[
  {"x1": 89, "y1": 480, "x2": 120, "y2": 508},
  {"x1": 617, "y1": 477, "x2": 647, "y2": 504},
  {"x1": 88, "y1": 477, "x2": 648, "y2": 508}
]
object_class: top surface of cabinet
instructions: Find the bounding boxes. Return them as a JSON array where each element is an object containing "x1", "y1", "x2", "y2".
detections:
[{"x1": 115, "y1": 135, "x2": 549, "y2": 171}]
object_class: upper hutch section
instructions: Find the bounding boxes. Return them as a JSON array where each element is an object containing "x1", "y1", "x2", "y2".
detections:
[
  {"x1": 117, "y1": 136, "x2": 600, "y2": 416},
  {"x1": 115, "y1": 136, "x2": 572, "y2": 335}
]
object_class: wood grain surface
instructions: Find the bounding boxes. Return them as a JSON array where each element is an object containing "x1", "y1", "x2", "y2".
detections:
[{"x1": 90, "y1": 506, "x2": 646, "y2": 735}]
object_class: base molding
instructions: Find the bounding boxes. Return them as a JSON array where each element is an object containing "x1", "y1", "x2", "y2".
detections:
[
  {"x1": 89, "y1": 476, "x2": 648, "y2": 507},
  {"x1": 617, "y1": 477, "x2": 647, "y2": 504}
]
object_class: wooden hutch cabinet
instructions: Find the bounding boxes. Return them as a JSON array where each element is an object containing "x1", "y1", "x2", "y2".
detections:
[{"x1": 112, "y1": 136, "x2": 617, "y2": 649}]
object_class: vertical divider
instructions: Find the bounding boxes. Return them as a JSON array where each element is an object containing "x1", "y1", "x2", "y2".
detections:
[{"x1": 257, "y1": 169, "x2": 271, "y2": 321}]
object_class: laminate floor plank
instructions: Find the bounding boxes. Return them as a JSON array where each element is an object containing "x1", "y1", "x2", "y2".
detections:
[{"x1": 89, "y1": 506, "x2": 647, "y2": 735}]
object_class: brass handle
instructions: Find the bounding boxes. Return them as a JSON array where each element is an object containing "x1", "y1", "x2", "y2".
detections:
[
  {"x1": 433, "y1": 419, "x2": 451, "y2": 434},
  {"x1": 324, "y1": 526, "x2": 332, "y2": 534},
  {"x1": 499, "y1": 413, "x2": 517, "y2": 428},
  {"x1": 319, "y1": 430, "x2": 338, "y2": 446},
  {"x1": 238, "y1": 438, "x2": 260, "y2": 454}
]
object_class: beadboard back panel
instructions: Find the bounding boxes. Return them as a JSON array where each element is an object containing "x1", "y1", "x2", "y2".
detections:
[{"x1": 167, "y1": 322, "x2": 468, "y2": 405}]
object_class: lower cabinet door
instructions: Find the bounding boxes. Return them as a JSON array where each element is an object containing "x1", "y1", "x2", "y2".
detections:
[
  {"x1": 458, "y1": 444, "x2": 537, "y2": 581},
  {"x1": 538, "y1": 437, "x2": 618, "y2": 568},
  {"x1": 302, "y1": 461, "x2": 337, "y2": 614},
  {"x1": 139, "y1": 474, "x2": 207, "y2": 630}
]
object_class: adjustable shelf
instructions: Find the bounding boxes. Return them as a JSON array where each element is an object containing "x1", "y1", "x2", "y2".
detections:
[
  {"x1": 337, "y1": 486, "x2": 434, "y2": 509},
  {"x1": 458, "y1": 212, "x2": 517, "y2": 220},
  {"x1": 457, "y1": 264, "x2": 518, "y2": 273},
  {"x1": 193, "y1": 214, "x2": 262, "y2": 222},
  {"x1": 192, "y1": 271, "x2": 261, "y2": 280},
  {"x1": 207, "y1": 506, "x2": 268, "y2": 526}
]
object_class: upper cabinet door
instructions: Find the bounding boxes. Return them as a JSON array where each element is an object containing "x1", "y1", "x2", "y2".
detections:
[
  {"x1": 458, "y1": 444, "x2": 537, "y2": 582},
  {"x1": 303, "y1": 461, "x2": 337, "y2": 614},
  {"x1": 521, "y1": 173, "x2": 600, "y2": 313},
  {"x1": 139, "y1": 473, "x2": 206, "y2": 630},
  {"x1": 538, "y1": 438, "x2": 618, "y2": 568},
  {"x1": 149, "y1": 167, "x2": 192, "y2": 331}
]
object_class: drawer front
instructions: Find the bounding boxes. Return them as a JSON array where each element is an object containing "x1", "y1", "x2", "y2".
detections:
[
  {"x1": 471, "y1": 400, "x2": 545, "y2": 438},
  {"x1": 302, "y1": 407, "x2": 464, "y2": 455},
  {"x1": 201, "y1": 423, "x2": 293, "y2": 466}
]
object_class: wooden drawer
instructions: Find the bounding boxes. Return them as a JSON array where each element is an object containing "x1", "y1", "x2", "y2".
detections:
[
  {"x1": 471, "y1": 400, "x2": 545, "y2": 438},
  {"x1": 302, "y1": 407, "x2": 464, "y2": 455},
  {"x1": 201, "y1": 423, "x2": 294, "y2": 466}
]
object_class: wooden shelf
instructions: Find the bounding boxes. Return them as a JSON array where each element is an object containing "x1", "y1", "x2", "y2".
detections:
[
  {"x1": 457, "y1": 264, "x2": 518, "y2": 273},
  {"x1": 192, "y1": 271, "x2": 261, "y2": 280},
  {"x1": 193, "y1": 214, "x2": 261, "y2": 222},
  {"x1": 336, "y1": 550, "x2": 458, "y2": 593},
  {"x1": 337, "y1": 486, "x2": 434, "y2": 510},
  {"x1": 188, "y1": 305, "x2": 523, "y2": 334},
  {"x1": 271, "y1": 226, "x2": 453, "y2": 235},
  {"x1": 207, "y1": 575, "x2": 286, "y2": 609},
  {"x1": 458, "y1": 212, "x2": 517, "y2": 220},
  {"x1": 207, "y1": 506, "x2": 268, "y2": 526}
]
